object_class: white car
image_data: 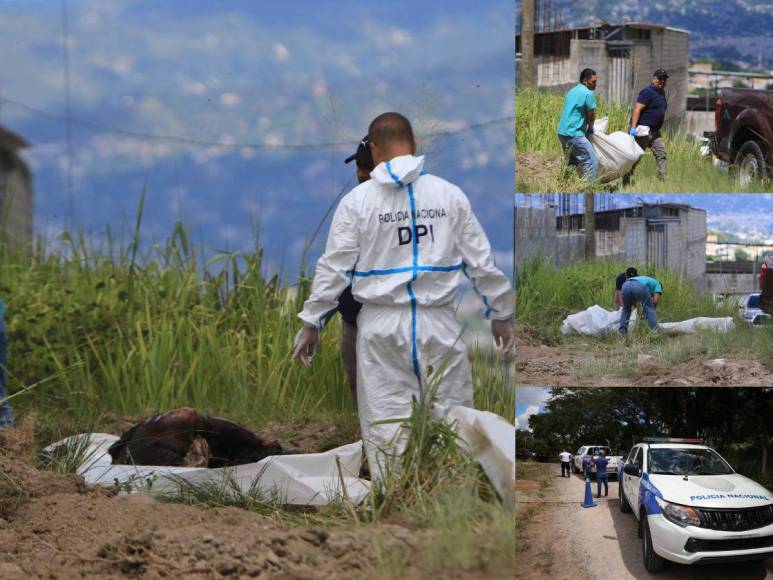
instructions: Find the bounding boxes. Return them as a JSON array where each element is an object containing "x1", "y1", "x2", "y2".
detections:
[
  {"x1": 618, "y1": 438, "x2": 773, "y2": 572},
  {"x1": 572, "y1": 445, "x2": 621, "y2": 479}
]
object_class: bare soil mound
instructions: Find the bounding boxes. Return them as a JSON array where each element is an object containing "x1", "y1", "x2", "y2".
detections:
[{"x1": 515, "y1": 343, "x2": 773, "y2": 386}]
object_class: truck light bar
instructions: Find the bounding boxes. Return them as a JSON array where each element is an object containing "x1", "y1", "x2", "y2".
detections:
[{"x1": 643, "y1": 437, "x2": 704, "y2": 444}]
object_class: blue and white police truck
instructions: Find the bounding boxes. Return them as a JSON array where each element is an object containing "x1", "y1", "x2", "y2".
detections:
[{"x1": 618, "y1": 438, "x2": 773, "y2": 573}]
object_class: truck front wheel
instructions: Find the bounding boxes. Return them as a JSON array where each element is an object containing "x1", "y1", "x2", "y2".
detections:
[
  {"x1": 641, "y1": 516, "x2": 666, "y2": 573},
  {"x1": 735, "y1": 141, "x2": 769, "y2": 187}
]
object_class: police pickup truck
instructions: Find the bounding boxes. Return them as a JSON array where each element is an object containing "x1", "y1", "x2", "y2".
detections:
[
  {"x1": 572, "y1": 445, "x2": 622, "y2": 479},
  {"x1": 618, "y1": 438, "x2": 773, "y2": 573}
]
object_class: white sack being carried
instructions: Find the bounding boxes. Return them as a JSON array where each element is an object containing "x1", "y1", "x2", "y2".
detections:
[
  {"x1": 560, "y1": 305, "x2": 637, "y2": 336},
  {"x1": 45, "y1": 434, "x2": 371, "y2": 506},
  {"x1": 588, "y1": 117, "x2": 644, "y2": 182},
  {"x1": 659, "y1": 317, "x2": 735, "y2": 335},
  {"x1": 449, "y1": 406, "x2": 514, "y2": 504}
]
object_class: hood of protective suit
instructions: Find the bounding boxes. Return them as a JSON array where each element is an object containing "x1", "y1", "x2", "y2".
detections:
[{"x1": 370, "y1": 154, "x2": 425, "y2": 187}]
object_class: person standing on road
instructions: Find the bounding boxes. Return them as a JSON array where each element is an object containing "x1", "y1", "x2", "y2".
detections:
[
  {"x1": 0, "y1": 298, "x2": 12, "y2": 429},
  {"x1": 614, "y1": 267, "x2": 638, "y2": 309},
  {"x1": 626, "y1": 69, "x2": 670, "y2": 183},
  {"x1": 293, "y1": 112, "x2": 515, "y2": 481},
  {"x1": 556, "y1": 68, "x2": 599, "y2": 180},
  {"x1": 619, "y1": 275, "x2": 663, "y2": 335},
  {"x1": 761, "y1": 254, "x2": 773, "y2": 315},
  {"x1": 582, "y1": 453, "x2": 593, "y2": 479},
  {"x1": 593, "y1": 450, "x2": 609, "y2": 498},
  {"x1": 559, "y1": 449, "x2": 572, "y2": 478}
]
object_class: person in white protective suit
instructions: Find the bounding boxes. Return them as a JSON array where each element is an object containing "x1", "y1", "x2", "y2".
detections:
[{"x1": 293, "y1": 112, "x2": 515, "y2": 481}]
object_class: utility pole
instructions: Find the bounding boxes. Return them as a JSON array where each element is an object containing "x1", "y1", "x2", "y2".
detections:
[
  {"x1": 61, "y1": 0, "x2": 75, "y2": 224},
  {"x1": 584, "y1": 193, "x2": 595, "y2": 259},
  {"x1": 520, "y1": 0, "x2": 535, "y2": 88}
]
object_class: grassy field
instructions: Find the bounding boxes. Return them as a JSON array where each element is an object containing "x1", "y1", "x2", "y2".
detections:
[
  {"x1": 516, "y1": 88, "x2": 758, "y2": 193},
  {"x1": 0, "y1": 216, "x2": 515, "y2": 577},
  {"x1": 516, "y1": 257, "x2": 773, "y2": 367}
]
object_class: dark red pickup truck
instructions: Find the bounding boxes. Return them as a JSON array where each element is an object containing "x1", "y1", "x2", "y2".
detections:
[{"x1": 705, "y1": 88, "x2": 773, "y2": 186}]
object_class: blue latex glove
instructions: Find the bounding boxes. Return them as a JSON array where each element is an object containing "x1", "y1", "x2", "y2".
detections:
[{"x1": 629, "y1": 127, "x2": 638, "y2": 137}]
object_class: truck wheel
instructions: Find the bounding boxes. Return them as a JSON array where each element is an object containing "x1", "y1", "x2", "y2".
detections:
[
  {"x1": 619, "y1": 481, "x2": 632, "y2": 513},
  {"x1": 642, "y1": 516, "x2": 666, "y2": 573},
  {"x1": 735, "y1": 141, "x2": 768, "y2": 187}
]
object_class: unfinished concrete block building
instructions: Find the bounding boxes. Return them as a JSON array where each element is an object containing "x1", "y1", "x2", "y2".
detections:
[
  {"x1": 0, "y1": 125, "x2": 34, "y2": 249},
  {"x1": 515, "y1": 202, "x2": 707, "y2": 283},
  {"x1": 517, "y1": 22, "x2": 690, "y2": 127}
]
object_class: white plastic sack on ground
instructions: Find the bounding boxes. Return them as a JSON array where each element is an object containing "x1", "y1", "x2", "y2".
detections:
[
  {"x1": 45, "y1": 434, "x2": 371, "y2": 506},
  {"x1": 560, "y1": 305, "x2": 637, "y2": 336},
  {"x1": 658, "y1": 317, "x2": 735, "y2": 335},
  {"x1": 561, "y1": 306, "x2": 735, "y2": 336},
  {"x1": 449, "y1": 406, "x2": 514, "y2": 503}
]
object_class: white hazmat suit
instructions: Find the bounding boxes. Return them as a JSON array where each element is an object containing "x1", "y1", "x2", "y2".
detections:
[{"x1": 298, "y1": 154, "x2": 513, "y2": 479}]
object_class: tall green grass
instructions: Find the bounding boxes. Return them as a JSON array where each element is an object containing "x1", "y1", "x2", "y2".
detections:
[
  {"x1": 1, "y1": 220, "x2": 513, "y2": 430},
  {"x1": 516, "y1": 87, "x2": 754, "y2": 193},
  {"x1": 516, "y1": 257, "x2": 733, "y2": 342}
]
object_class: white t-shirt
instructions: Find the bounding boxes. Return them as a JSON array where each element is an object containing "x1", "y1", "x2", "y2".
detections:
[{"x1": 559, "y1": 451, "x2": 572, "y2": 462}]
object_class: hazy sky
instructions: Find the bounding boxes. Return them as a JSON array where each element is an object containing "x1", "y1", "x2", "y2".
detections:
[{"x1": 1, "y1": 0, "x2": 515, "y2": 275}]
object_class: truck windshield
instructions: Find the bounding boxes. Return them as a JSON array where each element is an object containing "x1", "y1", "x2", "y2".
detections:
[
  {"x1": 648, "y1": 448, "x2": 734, "y2": 476},
  {"x1": 748, "y1": 294, "x2": 760, "y2": 308}
]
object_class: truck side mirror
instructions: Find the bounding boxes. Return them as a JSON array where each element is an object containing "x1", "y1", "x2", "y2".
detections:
[{"x1": 624, "y1": 463, "x2": 641, "y2": 477}]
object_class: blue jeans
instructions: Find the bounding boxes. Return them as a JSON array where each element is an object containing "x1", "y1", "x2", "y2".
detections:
[
  {"x1": 620, "y1": 280, "x2": 658, "y2": 335},
  {"x1": 0, "y1": 317, "x2": 11, "y2": 428},
  {"x1": 558, "y1": 134, "x2": 598, "y2": 179},
  {"x1": 596, "y1": 473, "x2": 608, "y2": 497}
]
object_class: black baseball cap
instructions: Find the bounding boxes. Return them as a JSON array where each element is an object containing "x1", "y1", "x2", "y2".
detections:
[
  {"x1": 344, "y1": 135, "x2": 374, "y2": 169},
  {"x1": 653, "y1": 68, "x2": 669, "y2": 78}
]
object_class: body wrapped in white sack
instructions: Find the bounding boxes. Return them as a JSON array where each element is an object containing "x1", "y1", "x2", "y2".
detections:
[
  {"x1": 560, "y1": 305, "x2": 637, "y2": 335},
  {"x1": 45, "y1": 434, "x2": 371, "y2": 505},
  {"x1": 449, "y1": 406, "x2": 514, "y2": 505},
  {"x1": 561, "y1": 305, "x2": 734, "y2": 336},
  {"x1": 588, "y1": 117, "x2": 644, "y2": 182},
  {"x1": 658, "y1": 317, "x2": 735, "y2": 335}
]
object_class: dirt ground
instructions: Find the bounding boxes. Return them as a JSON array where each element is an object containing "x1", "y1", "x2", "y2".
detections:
[
  {"x1": 516, "y1": 462, "x2": 773, "y2": 579},
  {"x1": 515, "y1": 337, "x2": 773, "y2": 387},
  {"x1": 0, "y1": 417, "x2": 512, "y2": 580}
]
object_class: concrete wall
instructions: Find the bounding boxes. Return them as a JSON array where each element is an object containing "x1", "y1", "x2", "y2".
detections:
[
  {"x1": 514, "y1": 206, "x2": 584, "y2": 270},
  {"x1": 515, "y1": 206, "x2": 707, "y2": 284},
  {"x1": 685, "y1": 208, "x2": 707, "y2": 281},
  {"x1": 621, "y1": 217, "x2": 647, "y2": 266},
  {"x1": 649, "y1": 29, "x2": 689, "y2": 127},
  {"x1": 0, "y1": 154, "x2": 33, "y2": 249},
  {"x1": 683, "y1": 111, "x2": 714, "y2": 138},
  {"x1": 706, "y1": 273, "x2": 758, "y2": 295}
]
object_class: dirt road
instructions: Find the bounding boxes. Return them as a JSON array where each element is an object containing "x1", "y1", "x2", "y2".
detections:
[
  {"x1": 516, "y1": 463, "x2": 773, "y2": 579},
  {"x1": 515, "y1": 341, "x2": 773, "y2": 386}
]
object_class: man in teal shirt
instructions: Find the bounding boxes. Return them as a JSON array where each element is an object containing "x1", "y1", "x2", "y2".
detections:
[
  {"x1": 556, "y1": 68, "x2": 599, "y2": 179},
  {"x1": 620, "y1": 275, "x2": 663, "y2": 335}
]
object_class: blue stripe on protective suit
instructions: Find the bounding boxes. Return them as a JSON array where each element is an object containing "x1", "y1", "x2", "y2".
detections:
[
  {"x1": 463, "y1": 264, "x2": 495, "y2": 318},
  {"x1": 407, "y1": 183, "x2": 421, "y2": 386},
  {"x1": 385, "y1": 161, "x2": 405, "y2": 188},
  {"x1": 351, "y1": 263, "x2": 464, "y2": 277}
]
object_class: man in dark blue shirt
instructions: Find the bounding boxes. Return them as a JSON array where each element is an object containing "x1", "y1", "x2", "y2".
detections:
[
  {"x1": 628, "y1": 69, "x2": 669, "y2": 181},
  {"x1": 593, "y1": 450, "x2": 609, "y2": 498},
  {"x1": 320, "y1": 137, "x2": 372, "y2": 409},
  {"x1": 614, "y1": 267, "x2": 638, "y2": 309}
]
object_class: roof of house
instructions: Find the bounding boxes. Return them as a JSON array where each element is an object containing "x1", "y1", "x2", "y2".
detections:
[{"x1": 0, "y1": 125, "x2": 29, "y2": 151}]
